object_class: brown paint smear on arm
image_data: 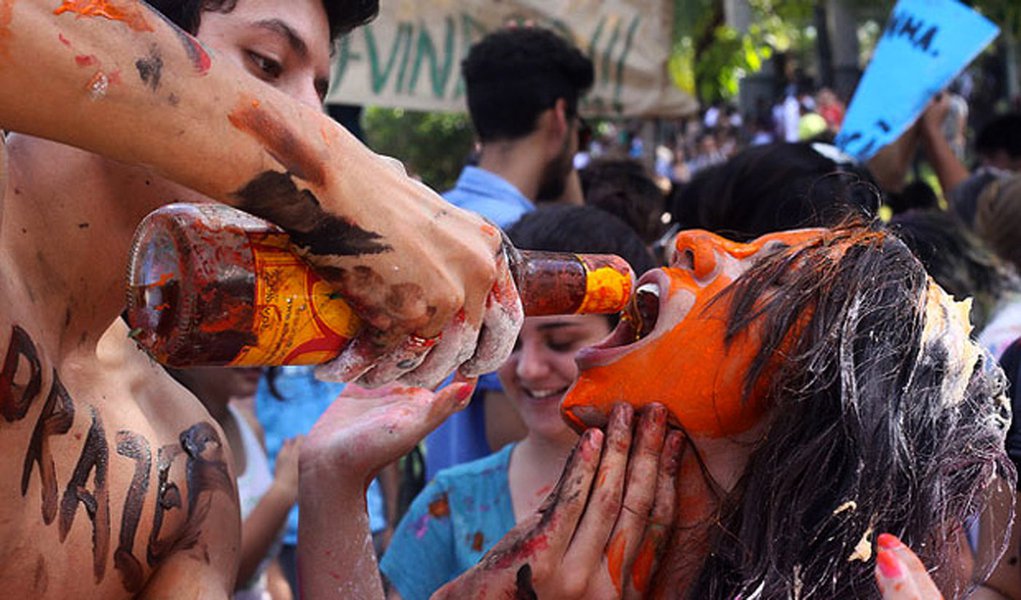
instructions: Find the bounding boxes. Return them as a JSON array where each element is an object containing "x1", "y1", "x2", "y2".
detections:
[{"x1": 227, "y1": 96, "x2": 327, "y2": 187}]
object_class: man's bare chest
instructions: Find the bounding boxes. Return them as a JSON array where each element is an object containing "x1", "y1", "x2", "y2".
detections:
[{"x1": 0, "y1": 321, "x2": 235, "y2": 597}]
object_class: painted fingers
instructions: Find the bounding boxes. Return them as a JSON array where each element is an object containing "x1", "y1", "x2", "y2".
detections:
[
  {"x1": 624, "y1": 419, "x2": 684, "y2": 598},
  {"x1": 438, "y1": 404, "x2": 681, "y2": 599},
  {"x1": 315, "y1": 226, "x2": 522, "y2": 389},
  {"x1": 434, "y1": 427, "x2": 607, "y2": 599},
  {"x1": 591, "y1": 404, "x2": 681, "y2": 600},
  {"x1": 875, "y1": 533, "x2": 944, "y2": 600}
]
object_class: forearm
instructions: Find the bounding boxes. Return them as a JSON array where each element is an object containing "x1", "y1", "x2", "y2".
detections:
[
  {"x1": 920, "y1": 122, "x2": 970, "y2": 196},
  {"x1": 298, "y1": 474, "x2": 384, "y2": 599},
  {"x1": 1, "y1": 1, "x2": 369, "y2": 219},
  {"x1": 867, "y1": 123, "x2": 920, "y2": 194},
  {"x1": 238, "y1": 484, "x2": 295, "y2": 588}
]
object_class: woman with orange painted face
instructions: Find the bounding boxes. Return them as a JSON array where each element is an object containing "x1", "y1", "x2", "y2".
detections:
[
  {"x1": 378, "y1": 205, "x2": 663, "y2": 599},
  {"x1": 552, "y1": 220, "x2": 1013, "y2": 598}
]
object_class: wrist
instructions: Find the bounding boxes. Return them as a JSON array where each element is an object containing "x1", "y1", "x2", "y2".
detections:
[
  {"x1": 269, "y1": 477, "x2": 299, "y2": 505},
  {"x1": 299, "y1": 457, "x2": 365, "y2": 501}
]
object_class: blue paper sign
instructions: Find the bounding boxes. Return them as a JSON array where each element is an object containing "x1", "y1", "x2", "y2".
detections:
[{"x1": 835, "y1": 0, "x2": 998, "y2": 162}]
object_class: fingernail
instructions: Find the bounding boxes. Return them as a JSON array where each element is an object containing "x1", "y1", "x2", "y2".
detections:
[
  {"x1": 876, "y1": 533, "x2": 904, "y2": 551},
  {"x1": 612, "y1": 403, "x2": 634, "y2": 428},
  {"x1": 665, "y1": 431, "x2": 685, "y2": 474},
  {"x1": 876, "y1": 547, "x2": 903, "y2": 579},
  {"x1": 454, "y1": 383, "x2": 474, "y2": 403},
  {"x1": 649, "y1": 404, "x2": 667, "y2": 427}
]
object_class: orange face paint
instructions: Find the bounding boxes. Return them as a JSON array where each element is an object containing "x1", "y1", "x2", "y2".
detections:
[
  {"x1": 564, "y1": 228, "x2": 825, "y2": 438},
  {"x1": 53, "y1": 0, "x2": 153, "y2": 32}
]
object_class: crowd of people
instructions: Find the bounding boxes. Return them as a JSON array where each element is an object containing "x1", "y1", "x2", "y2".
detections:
[{"x1": 2, "y1": 1, "x2": 1021, "y2": 599}]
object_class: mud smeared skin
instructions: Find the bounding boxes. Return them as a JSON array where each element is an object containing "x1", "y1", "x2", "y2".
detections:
[
  {"x1": 58, "y1": 406, "x2": 110, "y2": 584},
  {"x1": 114, "y1": 431, "x2": 152, "y2": 593},
  {"x1": 1, "y1": 325, "x2": 43, "y2": 422},
  {"x1": 233, "y1": 171, "x2": 390, "y2": 257},
  {"x1": 146, "y1": 7, "x2": 211, "y2": 74},
  {"x1": 147, "y1": 422, "x2": 233, "y2": 567},
  {"x1": 134, "y1": 44, "x2": 163, "y2": 92},
  {"x1": 147, "y1": 444, "x2": 183, "y2": 567},
  {"x1": 22, "y1": 371, "x2": 76, "y2": 524}
]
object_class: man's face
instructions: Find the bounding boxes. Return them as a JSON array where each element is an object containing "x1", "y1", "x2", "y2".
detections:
[
  {"x1": 562, "y1": 228, "x2": 826, "y2": 438},
  {"x1": 196, "y1": 0, "x2": 332, "y2": 108}
]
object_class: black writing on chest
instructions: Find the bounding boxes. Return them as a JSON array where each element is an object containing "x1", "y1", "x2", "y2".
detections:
[{"x1": 1, "y1": 325, "x2": 232, "y2": 592}]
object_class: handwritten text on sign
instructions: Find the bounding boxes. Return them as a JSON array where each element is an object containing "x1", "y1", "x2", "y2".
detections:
[
  {"x1": 325, "y1": 0, "x2": 696, "y2": 118},
  {"x1": 835, "y1": 0, "x2": 998, "y2": 162}
]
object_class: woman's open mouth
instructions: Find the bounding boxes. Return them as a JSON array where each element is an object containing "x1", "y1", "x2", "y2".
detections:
[{"x1": 575, "y1": 269, "x2": 667, "y2": 368}]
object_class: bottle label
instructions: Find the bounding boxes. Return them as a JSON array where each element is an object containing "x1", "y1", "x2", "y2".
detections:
[{"x1": 230, "y1": 232, "x2": 360, "y2": 366}]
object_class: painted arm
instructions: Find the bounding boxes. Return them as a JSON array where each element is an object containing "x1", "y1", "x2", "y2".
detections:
[
  {"x1": 1, "y1": 0, "x2": 521, "y2": 388},
  {"x1": 237, "y1": 436, "x2": 302, "y2": 588}
]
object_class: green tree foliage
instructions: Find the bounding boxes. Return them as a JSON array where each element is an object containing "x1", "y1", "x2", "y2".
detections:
[
  {"x1": 671, "y1": 0, "x2": 796, "y2": 104},
  {"x1": 673, "y1": 0, "x2": 1019, "y2": 106},
  {"x1": 362, "y1": 107, "x2": 475, "y2": 192}
]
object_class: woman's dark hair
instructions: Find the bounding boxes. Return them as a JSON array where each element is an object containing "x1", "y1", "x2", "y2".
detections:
[
  {"x1": 144, "y1": 0, "x2": 378, "y2": 41},
  {"x1": 684, "y1": 221, "x2": 1014, "y2": 598},
  {"x1": 579, "y1": 158, "x2": 666, "y2": 245},
  {"x1": 507, "y1": 205, "x2": 656, "y2": 275},
  {"x1": 1000, "y1": 338, "x2": 1021, "y2": 486},
  {"x1": 890, "y1": 208, "x2": 1021, "y2": 331},
  {"x1": 670, "y1": 142, "x2": 881, "y2": 242}
]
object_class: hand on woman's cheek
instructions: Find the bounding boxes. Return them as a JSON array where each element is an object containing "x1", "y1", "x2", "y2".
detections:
[{"x1": 435, "y1": 404, "x2": 684, "y2": 599}]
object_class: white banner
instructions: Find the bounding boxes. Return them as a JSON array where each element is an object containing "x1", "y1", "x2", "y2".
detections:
[{"x1": 326, "y1": 0, "x2": 697, "y2": 118}]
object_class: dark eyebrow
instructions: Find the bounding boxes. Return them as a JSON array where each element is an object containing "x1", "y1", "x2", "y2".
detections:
[
  {"x1": 253, "y1": 18, "x2": 308, "y2": 58},
  {"x1": 536, "y1": 322, "x2": 585, "y2": 333}
]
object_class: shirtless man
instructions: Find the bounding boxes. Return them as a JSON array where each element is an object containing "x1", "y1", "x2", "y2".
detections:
[{"x1": 0, "y1": 1, "x2": 520, "y2": 597}]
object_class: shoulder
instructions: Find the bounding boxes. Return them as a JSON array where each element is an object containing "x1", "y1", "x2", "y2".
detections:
[{"x1": 434, "y1": 444, "x2": 513, "y2": 490}]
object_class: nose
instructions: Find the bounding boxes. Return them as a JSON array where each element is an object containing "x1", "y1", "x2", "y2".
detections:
[
  {"x1": 671, "y1": 230, "x2": 727, "y2": 280},
  {"x1": 515, "y1": 341, "x2": 550, "y2": 382},
  {"x1": 283, "y1": 76, "x2": 324, "y2": 110},
  {"x1": 296, "y1": 84, "x2": 323, "y2": 110}
]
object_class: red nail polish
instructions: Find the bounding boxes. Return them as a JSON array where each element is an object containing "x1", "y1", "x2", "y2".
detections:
[
  {"x1": 454, "y1": 383, "x2": 474, "y2": 403},
  {"x1": 876, "y1": 548, "x2": 903, "y2": 579},
  {"x1": 876, "y1": 533, "x2": 903, "y2": 551}
]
